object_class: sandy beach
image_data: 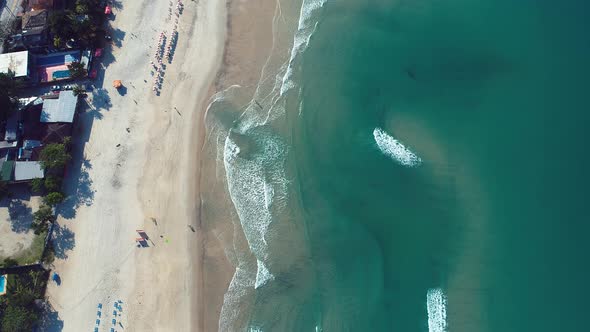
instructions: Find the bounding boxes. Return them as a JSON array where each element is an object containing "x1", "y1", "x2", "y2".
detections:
[{"x1": 45, "y1": 0, "x2": 226, "y2": 331}]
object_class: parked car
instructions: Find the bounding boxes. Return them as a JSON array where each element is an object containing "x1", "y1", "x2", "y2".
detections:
[
  {"x1": 89, "y1": 69, "x2": 98, "y2": 79},
  {"x1": 63, "y1": 85, "x2": 73, "y2": 90},
  {"x1": 50, "y1": 85, "x2": 61, "y2": 91}
]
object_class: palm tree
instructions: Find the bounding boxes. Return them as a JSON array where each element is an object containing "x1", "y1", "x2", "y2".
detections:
[
  {"x1": 72, "y1": 84, "x2": 85, "y2": 97},
  {"x1": 67, "y1": 61, "x2": 87, "y2": 79},
  {"x1": 53, "y1": 36, "x2": 61, "y2": 48}
]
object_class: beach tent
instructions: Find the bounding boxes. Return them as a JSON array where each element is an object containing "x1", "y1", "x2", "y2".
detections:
[{"x1": 112, "y1": 80, "x2": 122, "y2": 88}]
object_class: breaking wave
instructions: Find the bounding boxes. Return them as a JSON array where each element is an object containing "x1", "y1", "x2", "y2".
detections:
[
  {"x1": 215, "y1": 0, "x2": 326, "y2": 330},
  {"x1": 373, "y1": 127, "x2": 422, "y2": 167},
  {"x1": 427, "y1": 288, "x2": 448, "y2": 332}
]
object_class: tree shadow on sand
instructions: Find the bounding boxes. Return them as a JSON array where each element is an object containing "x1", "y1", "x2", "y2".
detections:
[
  {"x1": 58, "y1": 96, "x2": 98, "y2": 220},
  {"x1": 58, "y1": 156, "x2": 95, "y2": 220},
  {"x1": 110, "y1": 0, "x2": 124, "y2": 10},
  {"x1": 90, "y1": 88, "x2": 112, "y2": 114},
  {"x1": 111, "y1": 28, "x2": 126, "y2": 48},
  {"x1": 35, "y1": 301, "x2": 64, "y2": 332},
  {"x1": 6, "y1": 199, "x2": 34, "y2": 233},
  {"x1": 0, "y1": 184, "x2": 34, "y2": 232},
  {"x1": 51, "y1": 224, "x2": 75, "y2": 260}
]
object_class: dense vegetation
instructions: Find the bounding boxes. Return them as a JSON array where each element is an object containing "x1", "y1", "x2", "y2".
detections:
[
  {"x1": 49, "y1": 0, "x2": 108, "y2": 49},
  {"x1": 0, "y1": 71, "x2": 21, "y2": 121},
  {"x1": 39, "y1": 142, "x2": 71, "y2": 172},
  {"x1": 0, "y1": 269, "x2": 49, "y2": 332},
  {"x1": 67, "y1": 61, "x2": 87, "y2": 79}
]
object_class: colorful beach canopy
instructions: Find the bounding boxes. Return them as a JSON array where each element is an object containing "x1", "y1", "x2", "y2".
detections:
[{"x1": 112, "y1": 80, "x2": 122, "y2": 88}]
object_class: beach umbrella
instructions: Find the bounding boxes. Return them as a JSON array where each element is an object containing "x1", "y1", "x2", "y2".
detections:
[{"x1": 113, "y1": 80, "x2": 122, "y2": 88}]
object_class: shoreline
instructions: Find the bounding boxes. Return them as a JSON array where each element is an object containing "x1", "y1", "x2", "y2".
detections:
[{"x1": 196, "y1": 0, "x2": 280, "y2": 330}]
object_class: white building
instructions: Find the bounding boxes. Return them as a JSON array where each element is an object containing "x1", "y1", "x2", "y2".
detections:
[{"x1": 0, "y1": 50, "x2": 29, "y2": 79}]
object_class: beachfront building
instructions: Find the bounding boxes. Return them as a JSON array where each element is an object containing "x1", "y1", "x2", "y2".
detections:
[
  {"x1": 0, "y1": 155, "x2": 45, "y2": 183},
  {"x1": 13, "y1": 160, "x2": 44, "y2": 182},
  {"x1": 0, "y1": 51, "x2": 31, "y2": 80},
  {"x1": 0, "y1": 91, "x2": 78, "y2": 184},
  {"x1": 40, "y1": 90, "x2": 77, "y2": 123},
  {"x1": 5, "y1": 9, "x2": 50, "y2": 54}
]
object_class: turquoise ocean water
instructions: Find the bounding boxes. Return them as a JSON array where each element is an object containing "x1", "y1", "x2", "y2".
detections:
[{"x1": 210, "y1": 0, "x2": 590, "y2": 331}]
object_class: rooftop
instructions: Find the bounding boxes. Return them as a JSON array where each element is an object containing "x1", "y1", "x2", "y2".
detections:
[
  {"x1": 14, "y1": 161, "x2": 44, "y2": 181},
  {"x1": 4, "y1": 111, "x2": 19, "y2": 141},
  {"x1": 0, "y1": 51, "x2": 29, "y2": 78},
  {"x1": 27, "y1": 0, "x2": 54, "y2": 11},
  {"x1": 0, "y1": 161, "x2": 14, "y2": 182},
  {"x1": 22, "y1": 9, "x2": 48, "y2": 30},
  {"x1": 41, "y1": 91, "x2": 78, "y2": 123}
]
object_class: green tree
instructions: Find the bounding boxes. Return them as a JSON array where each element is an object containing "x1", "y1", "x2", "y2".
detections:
[
  {"x1": 75, "y1": 0, "x2": 90, "y2": 14},
  {"x1": 44, "y1": 176, "x2": 62, "y2": 192},
  {"x1": 1, "y1": 305, "x2": 37, "y2": 332},
  {"x1": 31, "y1": 205, "x2": 54, "y2": 235},
  {"x1": 0, "y1": 71, "x2": 21, "y2": 121},
  {"x1": 39, "y1": 143, "x2": 71, "y2": 171},
  {"x1": 33, "y1": 205, "x2": 54, "y2": 224},
  {"x1": 44, "y1": 192, "x2": 65, "y2": 206},
  {"x1": 1, "y1": 257, "x2": 18, "y2": 268},
  {"x1": 48, "y1": 11, "x2": 75, "y2": 40},
  {"x1": 30, "y1": 178, "x2": 44, "y2": 193},
  {"x1": 67, "y1": 61, "x2": 87, "y2": 79},
  {"x1": 72, "y1": 84, "x2": 85, "y2": 97},
  {"x1": 53, "y1": 36, "x2": 62, "y2": 48}
]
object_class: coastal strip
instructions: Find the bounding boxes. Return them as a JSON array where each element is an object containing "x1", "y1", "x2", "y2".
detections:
[{"x1": 45, "y1": 0, "x2": 226, "y2": 331}]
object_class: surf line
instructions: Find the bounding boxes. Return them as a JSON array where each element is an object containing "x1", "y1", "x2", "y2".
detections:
[{"x1": 427, "y1": 287, "x2": 448, "y2": 332}]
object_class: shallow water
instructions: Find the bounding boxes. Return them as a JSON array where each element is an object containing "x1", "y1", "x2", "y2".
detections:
[{"x1": 209, "y1": 0, "x2": 590, "y2": 330}]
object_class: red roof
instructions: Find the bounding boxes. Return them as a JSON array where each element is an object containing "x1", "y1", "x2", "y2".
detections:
[{"x1": 105, "y1": 6, "x2": 112, "y2": 14}]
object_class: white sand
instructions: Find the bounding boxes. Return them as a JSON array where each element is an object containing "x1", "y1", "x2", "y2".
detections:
[{"x1": 45, "y1": 0, "x2": 226, "y2": 331}]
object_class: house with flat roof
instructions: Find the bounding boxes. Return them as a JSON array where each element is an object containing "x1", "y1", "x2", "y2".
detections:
[
  {"x1": 14, "y1": 161, "x2": 44, "y2": 182},
  {"x1": 0, "y1": 51, "x2": 30, "y2": 79},
  {"x1": 41, "y1": 91, "x2": 78, "y2": 123}
]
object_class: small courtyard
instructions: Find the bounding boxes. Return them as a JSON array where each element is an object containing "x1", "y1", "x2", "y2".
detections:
[{"x1": 0, "y1": 184, "x2": 44, "y2": 265}]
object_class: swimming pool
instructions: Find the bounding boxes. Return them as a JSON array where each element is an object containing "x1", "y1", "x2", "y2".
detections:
[
  {"x1": 53, "y1": 70, "x2": 71, "y2": 80},
  {"x1": 0, "y1": 275, "x2": 6, "y2": 295},
  {"x1": 37, "y1": 51, "x2": 81, "y2": 67}
]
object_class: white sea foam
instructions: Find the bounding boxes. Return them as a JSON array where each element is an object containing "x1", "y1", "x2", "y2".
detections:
[
  {"x1": 280, "y1": 0, "x2": 326, "y2": 95},
  {"x1": 219, "y1": 0, "x2": 325, "y2": 329},
  {"x1": 255, "y1": 259, "x2": 274, "y2": 289},
  {"x1": 373, "y1": 127, "x2": 422, "y2": 167},
  {"x1": 427, "y1": 288, "x2": 448, "y2": 332}
]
